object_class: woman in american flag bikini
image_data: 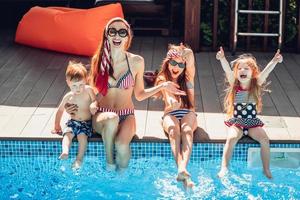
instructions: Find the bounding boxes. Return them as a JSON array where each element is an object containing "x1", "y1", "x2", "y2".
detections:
[{"x1": 77, "y1": 17, "x2": 185, "y2": 171}]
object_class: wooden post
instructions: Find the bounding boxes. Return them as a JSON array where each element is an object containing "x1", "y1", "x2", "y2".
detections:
[
  {"x1": 263, "y1": 0, "x2": 270, "y2": 51},
  {"x1": 212, "y1": 0, "x2": 218, "y2": 50},
  {"x1": 184, "y1": 0, "x2": 201, "y2": 52}
]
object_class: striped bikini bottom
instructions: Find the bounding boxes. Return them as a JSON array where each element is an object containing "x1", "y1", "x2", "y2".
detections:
[
  {"x1": 163, "y1": 109, "x2": 194, "y2": 121},
  {"x1": 97, "y1": 107, "x2": 135, "y2": 123}
]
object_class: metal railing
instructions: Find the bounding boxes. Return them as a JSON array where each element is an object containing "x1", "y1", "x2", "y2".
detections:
[{"x1": 233, "y1": 0, "x2": 283, "y2": 54}]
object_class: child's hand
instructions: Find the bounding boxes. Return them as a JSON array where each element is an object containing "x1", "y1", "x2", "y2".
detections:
[
  {"x1": 65, "y1": 103, "x2": 78, "y2": 116},
  {"x1": 216, "y1": 46, "x2": 225, "y2": 60},
  {"x1": 272, "y1": 49, "x2": 283, "y2": 63},
  {"x1": 51, "y1": 125, "x2": 62, "y2": 135},
  {"x1": 90, "y1": 101, "x2": 98, "y2": 115}
]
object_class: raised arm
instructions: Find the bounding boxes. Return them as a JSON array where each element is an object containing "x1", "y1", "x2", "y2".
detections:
[
  {"x1": 182, "y1": 47, "x2": 196, "y2": 111},
  {"x1": 258, "y1": 49, "x2": 283, "y2": 85},
  {"x1": 133, "y1": 56, "x2": 186, "y2": 101},
  {"x1": 182, "y1": 46, "x2": 195, "y2": 83},
  {"x1": 216, "y1": 46, "x2": 235, "y2": 85}
]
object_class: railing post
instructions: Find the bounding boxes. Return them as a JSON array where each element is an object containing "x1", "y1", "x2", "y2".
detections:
[
  {"x1": 230, "y1": 0, "x2": 235, "y2": 51},
  {"x1": 184, "y1": 0, "x2": 201, "y2": 52},
  {"x1": 247, "y1": 0, "x2": 253, "y2": 50},
  {"x1": 298, "y1": 0, "x2": 300, "y2": 52},
  {"x1": 263, "y1": 0, "x2": 270, "y2": 51},
  {"x1": 212, "y1": 0, "x2": 218, "y2": 50}
]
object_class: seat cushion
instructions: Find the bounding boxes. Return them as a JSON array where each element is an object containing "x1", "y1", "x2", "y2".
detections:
[{"x1": 15, "y1": 4, "x2": 124, "y2": 56}]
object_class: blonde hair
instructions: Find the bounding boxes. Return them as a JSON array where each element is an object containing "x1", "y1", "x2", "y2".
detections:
[
  {"x1": 224, "y1": 54, "x2": 263, "y2": 116},
  {"x1": 66, "y1": 61, "x2": 87, "y2": 82}
]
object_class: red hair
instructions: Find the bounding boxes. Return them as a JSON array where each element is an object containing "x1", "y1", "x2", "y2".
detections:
[
  {"x1": 154, "y1": 44, "x2": 192, "y2": 108},
  {"x1": 224, "y1": 54, "x2": 263, "y2": 116},
  {"x1": 66, "y1": 61, "x2": 87, "y2": 81},
  {"x1": 89, "y1": 17, "x2": 133, "y2": 95}
]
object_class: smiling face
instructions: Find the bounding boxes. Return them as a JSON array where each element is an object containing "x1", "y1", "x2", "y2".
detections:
[
  {"x1": 67, "y1": 79, "x2": 86, "y2": 95},
  {"x1": 107, "y1": 21, "x2": 129, "y2": 49},
  {"x1": 235, "y1": 60, "x2": 253, "y2": 83},
  {"x1": 167, "y1": 56, "x2": 186, "y2": 79}
]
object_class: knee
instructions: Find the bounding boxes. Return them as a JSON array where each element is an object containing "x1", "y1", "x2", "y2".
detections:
[
  {"x1": 259, "y1": 136, "x2": 270, "y2": 146},
  {"x1": 104, "y1": 115, "x2": 119, "y2": 132},
  {"x1": 181, "y1": 125, "x2": 193, "y2": 136},
  {"x1": 227, "y1": 135, "x2": 240, "y2": 144},
  {"x1": 168, "y1": 126, "x2": 180, "y2": 139}
]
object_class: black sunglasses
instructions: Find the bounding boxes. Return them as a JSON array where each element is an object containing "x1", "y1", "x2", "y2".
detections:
[
  {"x1": 169, "y1": 59, "x2": 186, "y2": 68},
  {"x1": 107, "y1": 28, "x2": 129, "y2": 38}
]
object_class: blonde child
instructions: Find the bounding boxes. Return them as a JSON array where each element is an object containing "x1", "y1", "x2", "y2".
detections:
[
  {"x1": 216, "y1": 47, "x2": 283, "y2": 179},
  {"x1": 155, "y1": 44, "x2": 197, "y2": 188},
  {"x1": 52, "y1": 61, "x2": 98, "y2": 169}
]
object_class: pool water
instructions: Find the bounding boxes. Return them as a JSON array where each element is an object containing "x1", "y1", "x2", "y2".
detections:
[{"x1": 0, "y1": 156, "x2": 299, "y2": 199}]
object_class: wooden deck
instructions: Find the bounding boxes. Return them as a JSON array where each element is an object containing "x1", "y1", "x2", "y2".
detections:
[{"x1": 0, "y1": 30, "x2": 299, "y2": 143}]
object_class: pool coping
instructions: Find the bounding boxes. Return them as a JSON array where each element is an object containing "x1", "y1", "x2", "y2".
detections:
[{"x1": 0, "y1": 135, "x2": 299, "y2": 144}]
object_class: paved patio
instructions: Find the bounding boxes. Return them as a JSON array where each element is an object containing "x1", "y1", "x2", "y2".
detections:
[{"x1": 0, "y1": 30, "x2": 299, "y2": 143}]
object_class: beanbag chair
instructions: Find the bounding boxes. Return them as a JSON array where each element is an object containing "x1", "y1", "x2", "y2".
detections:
[{"x1": 15, "y1": 4, "x2": 124, "y2": 56}]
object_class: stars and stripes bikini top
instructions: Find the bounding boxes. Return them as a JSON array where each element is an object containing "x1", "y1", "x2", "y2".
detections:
[{"x1": 107, "y1": 54, "x2": 135, "y2": 90}]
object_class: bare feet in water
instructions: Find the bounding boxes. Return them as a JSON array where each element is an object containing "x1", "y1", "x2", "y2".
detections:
[
  {"x1": 217, "y1": 167, "x2": 228, "y2": 178},
  {"x1": 264, "y1": 169, "x2": 272, "y2": 179},
  {"x1": 59, "y1": 153, "x2": 69, "y2": 160},
  {"x1": 176, "y1": 170, "x2": 194, "y2": 188},
  {"x1": 183, "y1": 175, "x2": 195, "y2": 188},
  {"x1": 72, "y1": 160, "x2": 82, "y2": 169}
]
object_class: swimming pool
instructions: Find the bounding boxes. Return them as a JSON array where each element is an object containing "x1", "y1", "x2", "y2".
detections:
[{"x1": 0, "y1": 141, "x2": 299, "y2": 199}]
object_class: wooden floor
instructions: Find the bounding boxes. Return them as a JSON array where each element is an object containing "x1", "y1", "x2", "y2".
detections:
[{"x1": 0, "y1": 30, "x2": 299, "y2": 143}]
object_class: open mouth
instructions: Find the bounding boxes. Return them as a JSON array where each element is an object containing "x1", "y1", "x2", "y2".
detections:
[
  {"x1": 172, "y1": 69, "x2": 179, "y2": 75},
  {"x1": 240, "y1": 74, "x2": 247, "y2": 79},
  {"x1": 112, "y1": 40, "x2": 122, "y2": 46}
]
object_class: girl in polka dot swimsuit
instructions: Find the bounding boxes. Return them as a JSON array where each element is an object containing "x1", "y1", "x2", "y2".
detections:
[{"x1": 216, "y1": 47, "x2": 283, "y2": 179}]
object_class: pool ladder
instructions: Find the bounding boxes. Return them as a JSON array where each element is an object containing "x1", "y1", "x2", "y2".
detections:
[{"x1": 233, "y1": 0, "x2": 283, "y2": 54}]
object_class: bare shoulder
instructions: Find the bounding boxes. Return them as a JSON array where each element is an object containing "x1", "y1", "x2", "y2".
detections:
[
  {"x1": 84, "y1": 85, "x2": 94, "y2": 92},
  {"x1": 127, "y1": 52, "x2": 144, "y2": 72},
  {"x1": 157, "y1": 75, "x2": 166, "y2": 82},
  {"x1": 127, "y1": 52, "x2": 144, "y2": 65}
]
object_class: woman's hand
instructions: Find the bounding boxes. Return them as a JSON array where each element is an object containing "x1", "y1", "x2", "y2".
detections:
[
  {"x1": 90, "y1": 101, "x2": 98, "y2": 115},
  {"x1": 64, "y1": 103, "x2": 78, "y2": 116},
  {"x1": 216, "y1": 46, "x2": 225, "y2": 60},
  {"x1": 272, "y1": 49, "x2": 283, "y2": 63},
  {"x1": 162, "y1": 81, "x2": 186, "y2": 96}
]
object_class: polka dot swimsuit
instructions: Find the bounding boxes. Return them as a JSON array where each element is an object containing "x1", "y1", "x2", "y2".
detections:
[{"x1": 225, "y1": 86, "x2": 264, "y2": 135}]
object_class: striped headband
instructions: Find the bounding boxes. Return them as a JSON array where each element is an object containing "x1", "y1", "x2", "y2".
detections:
[{"x1": 167, "y1": 49, "x2": 183, "y2": 59}]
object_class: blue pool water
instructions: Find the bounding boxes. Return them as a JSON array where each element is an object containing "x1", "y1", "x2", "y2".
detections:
[{"x1": 1, "y1": 155, "x2": 299, "y2": 200}]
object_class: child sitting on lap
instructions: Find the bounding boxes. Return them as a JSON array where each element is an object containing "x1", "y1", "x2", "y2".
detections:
[{"x1": 52, "y1": 61, "x2": 98, "y2": 169}]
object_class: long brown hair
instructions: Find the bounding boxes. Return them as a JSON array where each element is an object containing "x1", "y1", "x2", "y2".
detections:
[
  {"x1": 224, "y1": 54, "x2": 263, "y2": 116},
  {"x1": 155, "y1": 44, "x2": 192, "y2": 109},
  {"x1": 89, "y1": 17, "x2": 133, "y2": 88}
]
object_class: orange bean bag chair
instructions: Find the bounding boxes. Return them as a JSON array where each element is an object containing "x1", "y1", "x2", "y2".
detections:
[{"x1": 15, "y1": 4, "x2": 124, "y2": 56}]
